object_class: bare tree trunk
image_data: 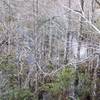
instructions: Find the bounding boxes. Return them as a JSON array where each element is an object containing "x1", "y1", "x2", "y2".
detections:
[
  {"x1": 74, "y1": 0, "x2": 84, "y2": 99},
  {"x1": 91, "y1": 0, "x2": 96, "y2": 23},
  {"x1": 65, "y1": 0, "x2": 71, "y2": 64},
  {"x1": 92, "y1": 54, "x2": 100, "y2": 100}
]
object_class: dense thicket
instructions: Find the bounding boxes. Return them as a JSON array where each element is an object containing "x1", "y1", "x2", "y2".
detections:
[{"x1": 0, "y1": 0, "x2": 100, "y2": 100}]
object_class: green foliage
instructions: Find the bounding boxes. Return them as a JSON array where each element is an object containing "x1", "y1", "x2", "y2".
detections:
[
  {"x1": 47, "y1": 63, "x2": 54, "y2": 70},
  {"x1": 8, "y1": 88, "x2": 34, "y2": 100},
  {"x1": 0, "y1": 88, "x2": 35, "y2": 100},
  {"x1": 0, "y1": 55, "x2": 17, "y2": 88},
  {"x1": 75, "y1": 71, "x2": 91, "y2": 99},
  {"x1": 47, "y1": 60, "x2": 54, "y2": 70},
  {"x1": 0, "y1": 55, "x2": 36, "y2": 100},
  {"x1": 42, "y1": 67, "x2": 75, "y2": 95},
  {"x1": 0, "y1": 55, "x2": 93, "y2": 99},
  {"x1": 41, "y1": 66, "x2": 92, "y2": 99},
  {"x1": 0, "y1": 55, "x2": 16, "y2": 72}
]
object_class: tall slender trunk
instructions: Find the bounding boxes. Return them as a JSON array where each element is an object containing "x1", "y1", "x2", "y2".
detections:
[
  {"x1": 65, "y1": 0, "x2": 71, "y2": 64},
  {"x1": 74, "y1": 0, "x2": 84, "y2": 99}
]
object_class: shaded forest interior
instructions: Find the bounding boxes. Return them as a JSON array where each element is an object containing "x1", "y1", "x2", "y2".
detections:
[{"x1": 0, "y1": 0, "x2": 100, "y2": 100}]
